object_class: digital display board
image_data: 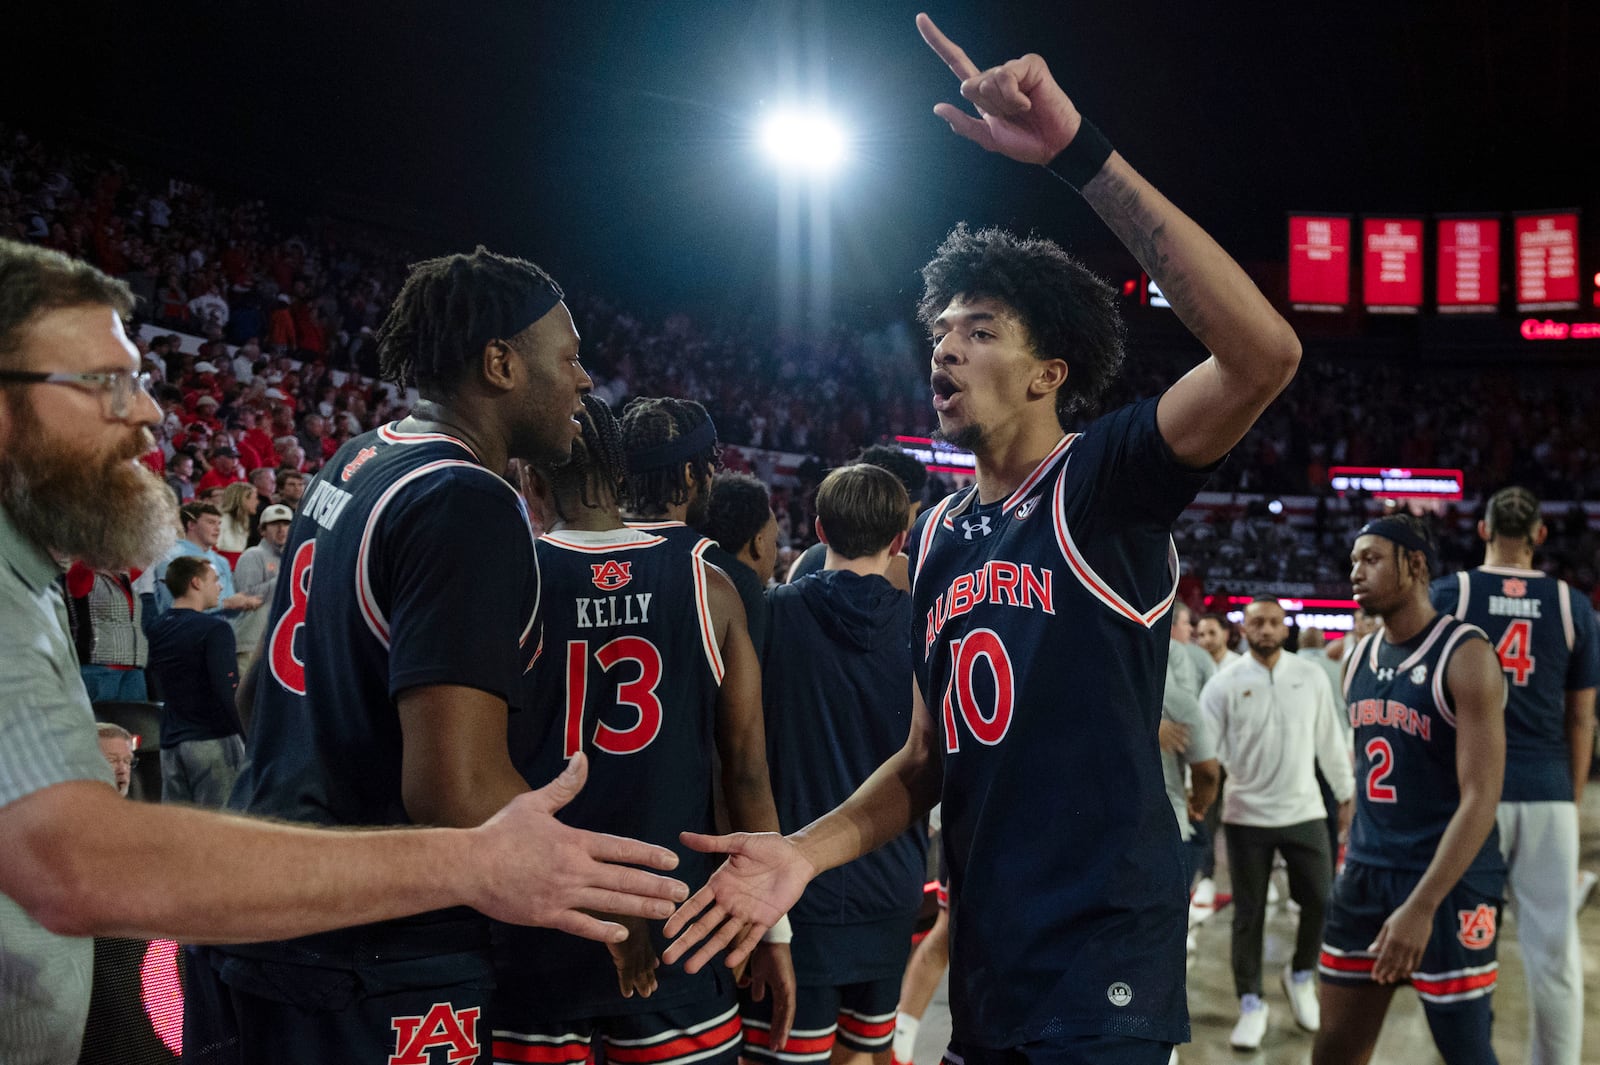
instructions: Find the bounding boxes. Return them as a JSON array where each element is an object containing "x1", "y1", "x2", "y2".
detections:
[
  {"x1": 1436, "y1": 216, "x2": 1500, "y2": 313},
  {"x1": 1224, "y1": 596, "x2": 1359, "y2": 633},
  {"x1": 1515, "y1": 211, "x2": 1580, "y2": 311},
  {"x1": 1328, "y1": 466, "x2": 1464, "y2": 500},
  {"x1": 1288, "y1": 214, "x2": 1351, "y2": 311},
  {"x1": 1362, "y1": 217, "x2": 1424, "y2": 313},
  {"x1": 894, "y1": 435, "x2": 976, "y2": 477}
]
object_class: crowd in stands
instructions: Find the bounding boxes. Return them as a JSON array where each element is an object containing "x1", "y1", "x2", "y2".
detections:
[{"x1": 5, "y1": 122, "x2": 1597, "y2": 603}]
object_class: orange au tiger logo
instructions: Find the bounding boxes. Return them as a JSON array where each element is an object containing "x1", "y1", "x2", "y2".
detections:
[
  {"x1": 1501, "y1": 578, "x2": 1527, "y2": 598},
  {"x1": 1456, "y1": 903, "x2": 1496, "y2": 949}
]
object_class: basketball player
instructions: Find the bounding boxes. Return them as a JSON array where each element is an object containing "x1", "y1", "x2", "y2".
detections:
[
  {"x1": 1314, "y1": 515, "x2": 1507, "y2": 1065},
  {"x1": 1430, "y1": 488, "x2": 1597, "y2": 1065},
  {"x1": 494, "y1": 395, "x2": 795, "y2": 1065},
  {"x1": 657, "y1": 14, "x2": 1303, "y2": 1064},
  {"x1": 215, "y1": 248, "x2": 678, "y2": 1062}
]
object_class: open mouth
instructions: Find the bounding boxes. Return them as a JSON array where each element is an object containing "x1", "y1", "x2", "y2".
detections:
[{"x1": 931, "y1": 371, "x2": 961, "y2": 412}]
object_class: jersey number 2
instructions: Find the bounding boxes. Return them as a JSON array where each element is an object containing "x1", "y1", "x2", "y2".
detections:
[
  {"x1": 268, "y1": 540, "x2": 316, "y2": 695},
  {"x1": 1494, "y1": 620, "x2": 1535, "y2": 686},
  {"x1": 564, "y1": 637, "x2": 664, "y2": 758},
  {"x1": 941, "y1": 628, "x2": 1016, "y2": 753},
  {"x1": 1364, "y1": 737, "x2": 1398, "y2": 803}
]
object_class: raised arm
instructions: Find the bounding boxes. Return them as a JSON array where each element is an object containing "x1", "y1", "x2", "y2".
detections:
[
  {"x1": 1368, "y1": 637, "x2": 1505, "y2": 983},
  {"x1": 916, "y1": 12, "x2": 1300, "y2": 467}
]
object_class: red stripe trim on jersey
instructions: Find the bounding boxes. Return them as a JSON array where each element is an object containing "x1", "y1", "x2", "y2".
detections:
[
  {"x1": 491, "y1": 1037, "x2": 592, "y2": 1064},
  {"x1": 540, "y1": 533, "x2": 668, "y2": 552},
  {"x1": 1559, "y1": 580, "x2": 1576, "y2": 651},
  {"x1": 836, "y1": 1013, "x2": 896, "y2": 1039},
  {"x1": 605, "y1": 1014, "x2": 743, "y2": 1063},
  {"x1": 377, "y1": 422, "x2": 479, "y2": 459},
  {"x1": 1431, "y1": 622, "x2": 1490, "y2": 728},
  {"x1": 355, "y1": 459, "x2": 486, "y2": 647},
  {"x1": 1001, "y1": 434, "x2": 1076, "y2": 512},
  {"x1": 742, "y1": 1028, "x2": 835, "y2": 1054},
  {"x1": 1413, "y1": 968, "x2": 1498, "y2": 998},
  {"x1": 913, "y1": 494, "x2": 959, "y2": 592},
  {"x1": 1050, "y1": 460, "x2": 1178, "y2": 629},
  {"x1": 1451, "y1": 570, "x2": 1470, "y2": 621},
  {"x1": 1395, "y1": 614, "x2": 1452, "y2": 675},
  {"x1": 690, "y1": 540, "x2": 726, "y2": 684},
  {"x1": 1317, "y1": 950, "x2": 1376, "y2": 973},
  {"x1": 937, "y1": 487, "x2": 976, "y2": 532}
]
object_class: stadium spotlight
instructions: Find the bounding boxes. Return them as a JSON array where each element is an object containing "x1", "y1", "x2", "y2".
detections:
[{"x1": 759, "y1": 109, "x2": 847, "y2": 175}]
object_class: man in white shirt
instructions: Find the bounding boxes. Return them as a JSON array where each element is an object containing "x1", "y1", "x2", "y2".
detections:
[{"x1": 1201, "y1": 596, "x2": 1355, "y2": 1051}]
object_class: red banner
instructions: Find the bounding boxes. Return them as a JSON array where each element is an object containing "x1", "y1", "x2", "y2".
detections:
[
  {"x1": 1288, "y1": 215, "x2": 1351, "y2": 311},
  {"x1": 1436, "y1": 216, "x2": 1500, "y2": 313},
  {"x1": 1515, "y1": 211, "x2": 1580, "y2": 311},
  {"x1": 1362, "y1": 217, "x2": 1423, "y2": 313}
]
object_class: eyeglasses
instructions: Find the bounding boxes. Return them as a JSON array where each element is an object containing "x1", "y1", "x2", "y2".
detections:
[
  {"x1": 0, "y1": 370, "x2": 155, "y2": 419},
  {"x1": 105, "y1": 755, "x2": 139, "y2": 769}
]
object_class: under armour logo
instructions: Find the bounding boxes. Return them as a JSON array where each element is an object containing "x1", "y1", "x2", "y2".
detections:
[
  {"x1": 1376, "y1": 667, "x2": 1397, "y2": 682},
  {"x1": 961, "y1": 516, "x2": 993, "y2": 540}
]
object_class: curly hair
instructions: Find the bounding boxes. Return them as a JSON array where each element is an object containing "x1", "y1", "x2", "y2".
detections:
[
  {"x1": 917, "y1": 224, "x2": 1126, "y2": 425},
  {"x1": 701, "y1": 472, "x2": 772, "y2": 556},
  {"x1": 538, "y1": 394, "x2": 627, "y2": 520},
  {"x1": 376, "y1": 246, "x2": 562, "y2": 399},
  {"x1": 618, "y1": 397, "x2": 719, "y2": 517}
]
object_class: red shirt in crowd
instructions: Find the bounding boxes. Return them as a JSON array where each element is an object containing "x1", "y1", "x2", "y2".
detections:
[{"x1": 196, "y1": 467, "x2": 246, "y2": 494}]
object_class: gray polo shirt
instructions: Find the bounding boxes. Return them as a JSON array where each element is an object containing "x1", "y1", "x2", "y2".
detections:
[{"x1": 0, "y1": 503, "x2": 116, "y2": 1064}]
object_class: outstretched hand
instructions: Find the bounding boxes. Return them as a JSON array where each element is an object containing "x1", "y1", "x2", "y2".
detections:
[
  {"x1": 916, "y1": 12, "x2": 1082, "y2": 165},
  {"x1": 659, "y1": 830, "x2": 813, "y2": 974},
  {"x1": 471, "y1": 753, "x2": 688, "y2": 942}
]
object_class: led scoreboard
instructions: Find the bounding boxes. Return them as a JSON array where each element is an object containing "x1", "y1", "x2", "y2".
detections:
[
  {"x1": 894, "y1": 435, "x2": 976, "y2": 478},
  {"x1": 1329, "y1": 466, "x2": 1464, "y2": 500}
]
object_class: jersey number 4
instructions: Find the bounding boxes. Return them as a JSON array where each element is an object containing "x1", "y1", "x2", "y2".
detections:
[
  {"x1": 268, "y1": 540, "x2": 316, "y2": 695},
  {"x1": 564, "y1": 637, "x2": 664, "y2": 758},
  {"x1": 1493, "y1": 619, "x2": 1535, "y2": 686},
  {"x1": 940, "y1": 628, "x2": 1016, "y2": 753}
]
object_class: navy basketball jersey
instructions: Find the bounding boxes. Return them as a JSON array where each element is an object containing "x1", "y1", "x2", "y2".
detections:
[
  {"x1": 905, "y1": 397, "x2": 1212, "y2": 1048},
  {"x1": 1432, "y1": 566, "x2": 1600, "y2": 801},
  {"x1": 1342, "y1": 613, "x2": 1505, "y2": 890},
  {"x1": 497, "y1": 527, "x2": 728, "y2": 1017},
  {"x1": 232, "y1": 422, "x2": 540, "y2": 830}
]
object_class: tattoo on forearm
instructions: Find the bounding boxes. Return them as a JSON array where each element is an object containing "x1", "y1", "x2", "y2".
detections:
[{"x1": 1085, "y1": 167, "x2": 1209, "y2": 338}]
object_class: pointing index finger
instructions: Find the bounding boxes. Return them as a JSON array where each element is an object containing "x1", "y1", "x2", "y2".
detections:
[{"x1": 916, "y1": 13, "x2": 980, "y2": 81}]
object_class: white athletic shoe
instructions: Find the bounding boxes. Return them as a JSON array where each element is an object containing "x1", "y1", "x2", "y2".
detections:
[
  {"x1": 1230, "y1": 995, "x2": 1269, "y2": 1050},
  {"x1": 1282, "y1": 964, "x2": 1320, "y2": 1032},
  {"x1": 1168, "y1": 1049, "x2": 1179, "y2": 1065},
  {"x1": 1267, "y1": 877, "x2": 1281, "y2": 906},
  {"x1": 1190, "y1": 877, "x2": 1217, "y2": 925},
  {"x1": 1578, "y1": 870, "x2": 1598, "y2": 915}
]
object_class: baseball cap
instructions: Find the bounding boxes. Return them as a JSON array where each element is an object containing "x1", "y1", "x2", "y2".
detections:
[
  {"x1": 195, "y1": 394, "x2": 220, "y2": 408},
  {"x1": 210, "y1": 445, "x2": 237, "y2": 458},
  {"x1": 259, "y1": 503, "x2": 294, "y2": 525},
  {"x1": 193, "y1": 361, "x2": 218, "y2": 374}
]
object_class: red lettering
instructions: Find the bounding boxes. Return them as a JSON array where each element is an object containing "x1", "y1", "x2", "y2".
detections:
[
  {"x1": 1019, "y1": 565, "x2": 1054, "y2": 614},
  {"x1": 988, "y1": 561, "x2": 1021, "y2": 606},
  {"x1": 949, "y1": 574, "x2": 975, "y2": 618},
  {"x1": 390, "y1": 1003, "x2": 481, "y2": 1065}
]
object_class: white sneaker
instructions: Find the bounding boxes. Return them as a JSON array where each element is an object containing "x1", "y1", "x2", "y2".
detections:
[
  {"x1": 1578, "y1": 870, "x2": 1598, "y2": 915},
  {"x1": 1230, "y1": 995, "x2": 1269, "y2": 1050},
  {"x1": 1190, "y1": 877, "x2": 1217, "y2": 925},
  {"x1": 1282, "y1": 964, "x2": 1320, "y2": 1032},
  {"x1": 1168, "y1": 1049, "x2": 1179, "y2": 1065},
  {"x1": 1267, "y1": 878, "x2": 1281, "y2": 906}
]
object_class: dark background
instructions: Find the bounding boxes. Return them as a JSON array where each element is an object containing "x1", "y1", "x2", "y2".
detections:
[{"x1": 7, "y1": 1, "x2": 1596, "y2": 327}]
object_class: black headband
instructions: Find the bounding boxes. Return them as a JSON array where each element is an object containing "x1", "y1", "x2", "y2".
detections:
[
  {"x1": 625, "y1": 418, "x2": 718, "y2": 473},
  {"x1": 1357, "y1": 517, "x2": 1438, "y2": 573},
  {"x1": 501, "y1": 282, "x2": 563, "y2": 341}
]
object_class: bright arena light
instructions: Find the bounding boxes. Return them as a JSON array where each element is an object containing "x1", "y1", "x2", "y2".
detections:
[{"x1": 759, "y1": 110, "x2": 847, "y2": 175}]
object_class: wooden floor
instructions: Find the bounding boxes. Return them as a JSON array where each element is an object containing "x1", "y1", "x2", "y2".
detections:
[{"x1": 911, "y1": 785, "x2": 1600, "y2": 1064}]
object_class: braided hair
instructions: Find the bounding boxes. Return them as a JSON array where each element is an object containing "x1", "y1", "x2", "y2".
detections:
[
  {"x1": 618, "y1": 397, "x2": 719, "y2": 516},
  {"x1": 376, "y1": 246, "x2": 562, "y2": 399},
  {"x1": 539, "y1": 394, "x2": 627, "y2": 521},
  {"x1": 1388, "y1": 511, "x2": 1439, "y2": 585},
  {"x1": 1485, "y1": 486, "x2": 1542, "y2": 542}
]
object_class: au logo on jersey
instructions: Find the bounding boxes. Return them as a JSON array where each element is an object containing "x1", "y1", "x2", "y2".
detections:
[
  {"x1": 1501, "y1": 578, "x2": 1527, "y2": 598},
  {"x1": 961, "y1": 516, "x2": 993, "y2": 540},
  {"x1": 389, "y1": 1003, "x2": 480, "y2": 1065},
  {"x1": 1409, "y1": 665, "x2": 1428, "y2": 685},
  {"x1": 341, "y1": 445, "x2": 378, "y2": 482},
  {"x1": 1456, "y1": 904, "x2": 1497, "y2": 950},
  {"x1": 590, "y1": 560, "x2": 634, "y2": 591}
]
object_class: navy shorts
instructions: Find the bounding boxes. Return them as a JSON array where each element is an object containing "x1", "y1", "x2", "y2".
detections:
[
  {"x1": 741, "y1": 974, "x2": 900, "y2": 1063},
  {"x1": 1319, "y1": 861, "x2": 1502, "y2": 1008},
  {"x1": 490, "y1": 990, "x2": 742, "y2": 1065},
  {"x1": 941, "y1": 1035, "x2": 1170, "y2": 1065}
]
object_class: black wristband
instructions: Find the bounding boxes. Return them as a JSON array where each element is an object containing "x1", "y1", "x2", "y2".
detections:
[{"x1": 1045, "y1": 119, "x2": 1114, "y2": 191}]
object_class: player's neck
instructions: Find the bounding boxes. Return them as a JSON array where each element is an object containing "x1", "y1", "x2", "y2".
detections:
[
  {"x1": 823, "y1": 549, "x2": 892, "y2": 578},
  {"x1": 549, "y1": 505, "x2": 625, "y2": 534},
  {"x1": 1249, "y1": 647, "x2": 1282, "y2": 671},
  {"x1": 1482, "y1": 539, "x2": 1533, "y2": 569},
  {"x1": 971, "y1": 418, "x2": 1065, "y2": 504},
  {"x1": 398, "y1": 406, "x2": 502, "y2": 473},
  {"x1": 1379, "y1": 596, "x2": 1436, "y2": 644}
]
